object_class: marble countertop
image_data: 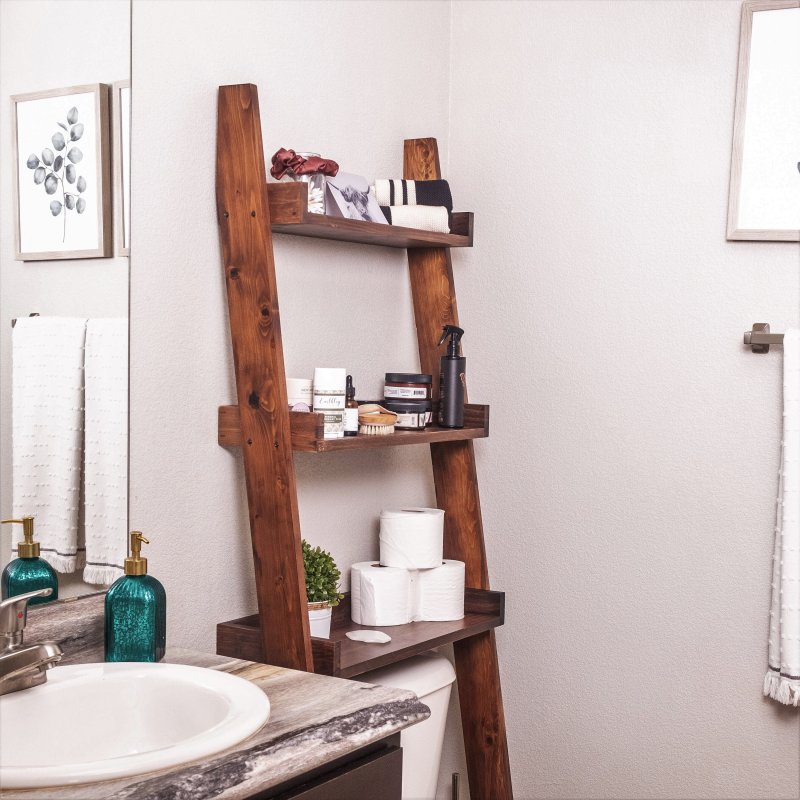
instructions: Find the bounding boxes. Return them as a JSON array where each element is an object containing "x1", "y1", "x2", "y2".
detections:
[{"x1": 1, "y1": 647, "x2": 430, "y2": 799}]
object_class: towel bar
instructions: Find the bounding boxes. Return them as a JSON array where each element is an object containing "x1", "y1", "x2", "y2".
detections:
[
  {"x1": 744, "y1": 323, "x2": 784, "y2": 353},
  {"x1": 10, "y1": 313, "x2": 39, "y2": 328}
]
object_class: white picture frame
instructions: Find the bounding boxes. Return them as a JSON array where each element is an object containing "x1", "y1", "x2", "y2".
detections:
[
  {"x1": 12, "y1": 83, "x2": 112, "y2": 260},
  {"x1": 727, "y1": 1, "x2": 800, "y2": 241},
  {"x1": 112, "y1": 80, "x2": 131, "y2": 256}
]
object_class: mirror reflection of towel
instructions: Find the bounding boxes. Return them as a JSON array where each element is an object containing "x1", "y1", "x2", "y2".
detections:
[
  {"x1": 83, "y1": 319, "x2": 128, "y2": 586},
  {"x1": 11, "y1": 317, "x2": 86, "y2": 573}
]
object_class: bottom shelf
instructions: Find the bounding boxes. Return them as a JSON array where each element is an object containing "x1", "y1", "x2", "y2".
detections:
[{"x1": 217, "y1": 588, "x2": 505, "y2": 678}]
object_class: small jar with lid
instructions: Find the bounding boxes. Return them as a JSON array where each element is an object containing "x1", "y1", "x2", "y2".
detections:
[
  {"x1": 383, "y1": 399, "x2": 432, "y2": 431},
  {"x1": 384, "y1": 373, "x2": 433, "y2": 401}
]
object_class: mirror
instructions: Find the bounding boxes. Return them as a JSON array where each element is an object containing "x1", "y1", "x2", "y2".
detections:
[{"x1": 0, "y1": 0, "x2": 131, "y2": 599}]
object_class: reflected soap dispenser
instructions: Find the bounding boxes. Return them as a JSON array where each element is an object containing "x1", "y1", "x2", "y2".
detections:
[
  {"x1": 105, "y1": 531, "x2": 166, "y2": 663},
  {"x1": 1, "y1": 517, "x2": 58, "y2": 605}
]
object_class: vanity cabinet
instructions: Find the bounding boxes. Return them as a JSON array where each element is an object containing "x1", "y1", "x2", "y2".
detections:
[
  {"x1": 214, "y1": 83, "x2": 512, "y2": 799},
  {"x1": 261, "y1": 737, "x2": 402, "y2": 800}
]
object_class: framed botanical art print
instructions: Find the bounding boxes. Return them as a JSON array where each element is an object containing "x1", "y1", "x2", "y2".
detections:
[
  {"x1": 727, "y1": 1, "x2": 800, "y2": 241},
  {"x1": 13, "y1": 83, "x2": 112, "y2": 260}
]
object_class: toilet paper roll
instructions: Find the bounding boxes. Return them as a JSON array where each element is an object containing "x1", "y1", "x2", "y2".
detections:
[
  {"x1": 379, "y1": 507, "x2": 444, "y2": 569},
  {"x1": 417, "y1": 560, "x2": 465, "y2": 621},
  {"x1": 350, "y1": 562, "x2": 414, "y2": 626}
]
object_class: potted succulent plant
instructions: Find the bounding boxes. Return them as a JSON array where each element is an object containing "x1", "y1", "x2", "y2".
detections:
[{"x1": 302, "y1": 539, "x2": 343, "y2": 638}]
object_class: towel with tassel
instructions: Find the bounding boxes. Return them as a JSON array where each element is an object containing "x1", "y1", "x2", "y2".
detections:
[
  {"x1": 83, "y1": 319, "x2": 128, "y2": 585},
  {"x1": 11, "y1": 317, "x2": 86, "y2": 573},
  {"x1": 373, "y1": 179, "x2": 453, "y2": 211},
  {"x1": 380, "y1": 205, "x2": 451, "y2": 233},
  {"x1": 765, "y1": 328, "x2": 800, "y2": 706}
]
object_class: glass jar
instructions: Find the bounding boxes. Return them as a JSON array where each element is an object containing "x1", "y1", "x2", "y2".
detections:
[{"x1": 285, "y1": 152, "x2": 326, "y2": 215}]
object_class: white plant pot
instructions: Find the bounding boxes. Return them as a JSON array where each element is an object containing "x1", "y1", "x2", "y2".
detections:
[{"x1": 308, "y1": 602, "x2": 333, "y2": 638}]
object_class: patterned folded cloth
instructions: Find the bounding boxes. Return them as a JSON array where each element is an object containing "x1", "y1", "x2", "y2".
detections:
[
  {"x1": 373, "y1": 179, "x2": 453, "y2": 211},
  {"x1": 380, "y1": 205, "x2": 451, "y2": 233}
]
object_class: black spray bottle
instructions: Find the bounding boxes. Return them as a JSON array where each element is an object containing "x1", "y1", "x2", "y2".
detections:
[{"x1": 437, "y1": 325, "x2": 465, "y2": 428}]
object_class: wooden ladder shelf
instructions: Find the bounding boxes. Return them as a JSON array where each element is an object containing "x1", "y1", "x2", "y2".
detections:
[{"x1": 214, "y1": 83, "x2": 512, "y2": 799}]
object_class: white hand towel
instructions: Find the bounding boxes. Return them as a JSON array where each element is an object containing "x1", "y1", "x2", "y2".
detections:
[
  {"x1": 765, "y1": 328, "x2": 800, "y2": 705},
  {"x1": 11, "y1": 317, "x2": 86, "y2": 572},
  {"x1": 379, "y1": 205, "x2": 451, "y2": 233},
  {"x1": 83, "y1": 319, "x2": 128, "y2": 585}
]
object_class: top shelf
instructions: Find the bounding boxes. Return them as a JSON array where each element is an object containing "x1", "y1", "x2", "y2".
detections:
[{"x1": 267, "y1": 182, "x2": 474, "y2": 249}]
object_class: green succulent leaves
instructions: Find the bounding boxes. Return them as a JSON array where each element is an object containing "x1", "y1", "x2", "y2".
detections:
[
  {"x1": 302, "y1": 540, "x2": 343, "y2": 606},
  {"x1": 24, "y1": 103, "x2": 89, "y2": 240}
]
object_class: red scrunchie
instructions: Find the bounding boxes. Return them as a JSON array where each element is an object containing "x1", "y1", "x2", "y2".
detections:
[{"x1": 270, "y1": 148, "x2": 339, "y2": 179}]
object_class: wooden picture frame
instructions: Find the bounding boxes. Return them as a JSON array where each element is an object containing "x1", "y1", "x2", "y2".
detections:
[
  {"x1": 727, "y1": 0, "x2": 800, "y2": 241},
  {"x1": 111, "y1": 80, "x2": 131, "y2": 256},
  {"x1": 12, "y1": 83, "x2": 112, "y2": 260}
]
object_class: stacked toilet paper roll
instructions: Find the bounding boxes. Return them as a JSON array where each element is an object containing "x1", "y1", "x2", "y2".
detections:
[
  {"x1": 350, "y1": 507, "x2": 465, "y2": 626},
  {"x1": 379, "y1": 507, "x2": 444, "y2": 569}
]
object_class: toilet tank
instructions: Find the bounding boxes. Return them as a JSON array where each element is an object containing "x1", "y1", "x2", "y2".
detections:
[{"x1": 359, "y1": 654, "x2": 456, "y2": 800}]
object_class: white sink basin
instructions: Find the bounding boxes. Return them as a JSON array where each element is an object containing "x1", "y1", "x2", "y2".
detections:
[{"x1": 0, "y1": 662, "x2": 270, "y2": 788}]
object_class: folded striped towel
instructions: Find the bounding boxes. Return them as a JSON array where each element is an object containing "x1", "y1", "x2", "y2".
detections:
[
  {"x1": 380, "y1": 205, "x2": 450, "y2": 233},
  {"x1": 374, "y1": 179, "x2": 453, "y2": 211}
]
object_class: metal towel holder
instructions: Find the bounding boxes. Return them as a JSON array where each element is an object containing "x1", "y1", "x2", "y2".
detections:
[{"x1": 744, "y1": 323, "x2": 785, "y2": 353}]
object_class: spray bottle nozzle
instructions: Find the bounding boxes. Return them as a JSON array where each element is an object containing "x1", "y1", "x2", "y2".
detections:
[{"x1": 437, "y1": 325, "x2": 465, "y2": 357}]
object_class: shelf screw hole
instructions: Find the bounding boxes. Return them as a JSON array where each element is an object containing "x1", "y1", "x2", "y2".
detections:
[
  {"x1": 223, "y1": 211, "x2": 229, "y2": 218},
  {"x1": 251, "y1": 210, "x2": 256, "y2": 217}
]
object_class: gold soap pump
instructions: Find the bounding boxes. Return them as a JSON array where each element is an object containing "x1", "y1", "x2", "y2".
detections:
[
  {"x1": 105, "y1": 531, "x2": 166, "y2": 662},
  {"x1": 124, "y1": 531, "x2": 149, "y2": 576},
  {"x1": 0, "y1": 516, "x2": 58, "y2": 604}
]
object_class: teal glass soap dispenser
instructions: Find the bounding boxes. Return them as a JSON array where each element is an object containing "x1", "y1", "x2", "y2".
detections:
[
  {"x1": 1, "y1": 517, "x2": 58, "y2": 605},
  {"x1": 105, "y1": 531, "x2": 166, "y2": 662}
]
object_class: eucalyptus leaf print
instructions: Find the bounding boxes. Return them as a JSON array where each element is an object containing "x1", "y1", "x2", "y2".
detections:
[{"x1": 25, "y1": 103, "x2": 89, "y2": 242}]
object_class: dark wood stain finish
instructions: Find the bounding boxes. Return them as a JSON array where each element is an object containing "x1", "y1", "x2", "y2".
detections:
[
  {"x1": 218, "y1": 405, "x2": 489, "y2": 451},
  {"x1": 217, "y1": 589, "x2": 505, "y2": 679},
  {"x1": 216, "y1": 84, "x2": 312, "y2": 671},
  {"x1": 215, "y1": 85, "x2": 511, "y2": 800},
  {"x1": 268, "y1": 182, "x2": 473, "y2": 248},
  {"x1": 404, "y1": 137, "x2": 513, "y2": 799}
]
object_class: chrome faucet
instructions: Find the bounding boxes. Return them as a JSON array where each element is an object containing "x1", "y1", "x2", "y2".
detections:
[{"x1": 0, "y1": 588, "x2": 63, "y2": 696}]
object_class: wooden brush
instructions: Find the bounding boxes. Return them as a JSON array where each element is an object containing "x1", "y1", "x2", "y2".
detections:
[{"x1": 358, "y1": 404, "x2": 397, "y2": 435}]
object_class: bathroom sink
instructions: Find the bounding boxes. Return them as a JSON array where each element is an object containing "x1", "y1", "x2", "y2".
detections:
[{"x1": 0, "y1": 662, "x2": 270, "y2": 788}]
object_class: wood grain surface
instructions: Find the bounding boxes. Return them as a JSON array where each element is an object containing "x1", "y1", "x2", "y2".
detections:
[
  {"x1": 218, "y1": 405, "x2": 489, "y2": 451},
  {"x1": 216, "y1": 84, "x2": 312, "y2": 671},
  {"x1": 404, "y1": 137, "x2": 513, "y2": 799},
  {"x1": 217, "y1": 589, "x2": 505, "y2": 679},
  {"x1": 267, "y1": 181, "x2": 473, "y2": 247}
]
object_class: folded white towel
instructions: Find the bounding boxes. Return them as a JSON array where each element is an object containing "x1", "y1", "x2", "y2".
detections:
[
  {"x1": 765, "y1": 328, "x2": 800, "y2": 705},
  {"x1": 379, "y1": 205, "x2": 450, "y2": 233},
  {"x1": 83, "y1": 319, "x2": 128, "y2": 585},
  {"x1": 11, "y1": 317, "x2": 86, "y2": 573}
]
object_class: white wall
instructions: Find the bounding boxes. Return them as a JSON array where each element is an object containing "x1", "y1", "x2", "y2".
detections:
[
  {"x1": 127, "y1": 1, "x2": 799, "y2": 798},
  {"x1": 449, "y1": 1, "x2": 800, "y2": 798},
  {"x1": 0, "y1": 0, "x2": 130, "y2": 594},
  {"x1": 128, "y1": 1, "x2": 468, "y2": 794}
]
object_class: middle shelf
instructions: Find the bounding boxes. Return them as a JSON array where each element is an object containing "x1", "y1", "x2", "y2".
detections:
[
  {"x1": 217, "y1": 588, "x2": 505, "y2": 678},
  {"x1": 218, "y1": 404, "x2": 490, "y2": 452}
]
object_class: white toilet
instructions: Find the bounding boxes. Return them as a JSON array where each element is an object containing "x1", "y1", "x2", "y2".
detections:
[{"x1": 359, "y1": 653, "x2": 457, "y2": 800}]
